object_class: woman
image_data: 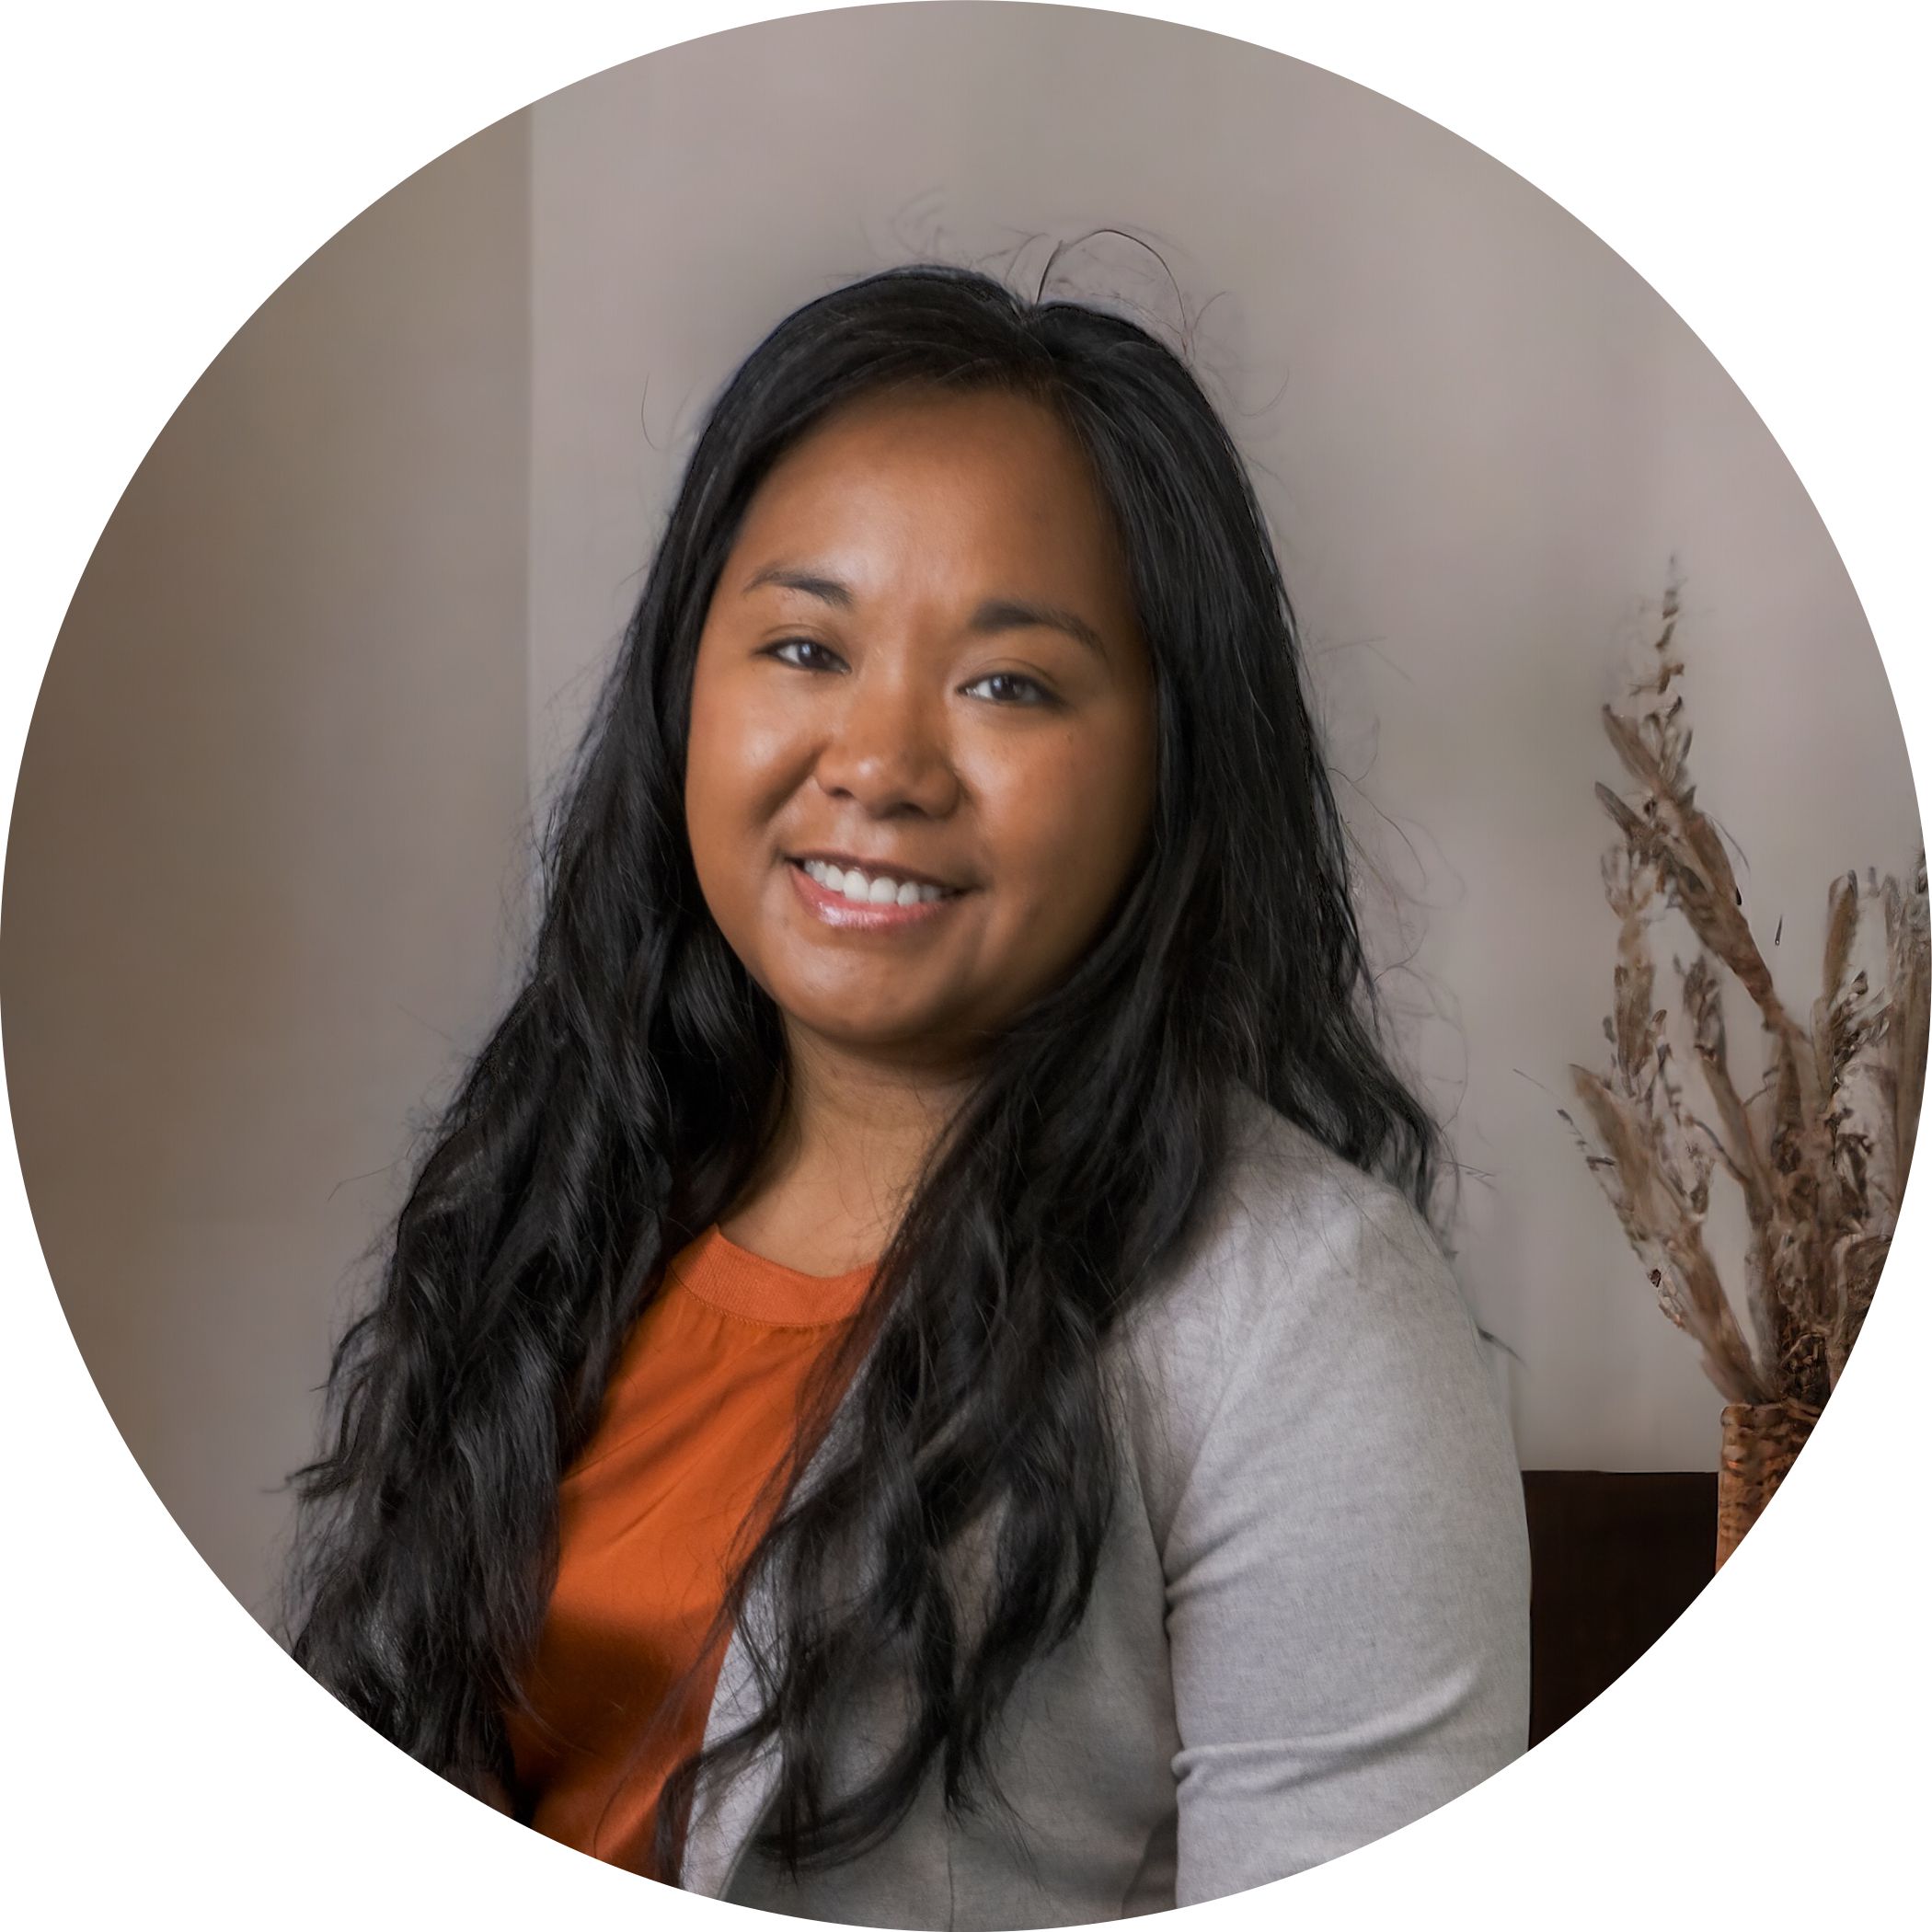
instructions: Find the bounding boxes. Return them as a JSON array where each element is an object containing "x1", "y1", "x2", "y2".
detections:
[{"x1": 283, "y1": 261, "x2": 1531, "y2": 1924}]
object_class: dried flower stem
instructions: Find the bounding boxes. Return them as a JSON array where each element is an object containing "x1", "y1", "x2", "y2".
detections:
[{"x1": 1567, "y1": 574, "x2": 1927, "y2": 1410}]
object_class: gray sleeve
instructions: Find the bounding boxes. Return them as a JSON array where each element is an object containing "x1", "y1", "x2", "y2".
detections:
[{"x1": 1159, "y1": 1168, "x2": 1532, "y2": 1906}]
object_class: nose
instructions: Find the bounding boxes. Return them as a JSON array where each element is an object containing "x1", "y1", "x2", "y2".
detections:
[{"x1": 813, "y1": 665, "x2": 961, "y2": 819}]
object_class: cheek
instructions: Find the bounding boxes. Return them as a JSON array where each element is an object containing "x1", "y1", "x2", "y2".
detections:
[
  {"x1": 684, "y1": 666, "x2": 799, "y2": 911},
  {"x1": 681, "y1": 678, "x2": 733, "y2": 880},
  {"x1": 689, "y1": 656, "x2": 807, "y2": 809},
  {"x1": 976, "y1": 715, "x2": 1156, "y2": 924}
]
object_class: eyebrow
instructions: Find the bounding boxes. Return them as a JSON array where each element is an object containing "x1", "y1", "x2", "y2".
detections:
[{"x1": 742, "y1": 564, "x2": 1110, "y2": 661}]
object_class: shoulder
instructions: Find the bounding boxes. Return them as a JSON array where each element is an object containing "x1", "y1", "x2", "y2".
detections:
[
  {"x1": 1112, "y1": 1085, "x2": 1511, "y2": 1545},
  {"x1": 1118, "y1": 1083, "x2": 1476, "y2": 1386}
]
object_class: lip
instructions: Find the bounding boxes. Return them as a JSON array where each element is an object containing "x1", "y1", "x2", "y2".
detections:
[{"x1": 785, "y1": 857, "x2": 968, "y2": 932}]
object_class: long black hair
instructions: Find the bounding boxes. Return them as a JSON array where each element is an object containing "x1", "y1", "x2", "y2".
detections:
[{"x1": 282, "y1": 260, "x2": 1446, "y2": 1880}]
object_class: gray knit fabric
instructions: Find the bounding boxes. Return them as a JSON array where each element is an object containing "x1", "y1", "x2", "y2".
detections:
[{"x1": 680, "y1": 1089, "x2": 1532, "y2": 1926}]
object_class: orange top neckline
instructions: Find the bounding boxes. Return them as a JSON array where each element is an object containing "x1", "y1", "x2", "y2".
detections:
[{"x1": 667, "y1": 1224, "x2": 875, "y2": 1327}]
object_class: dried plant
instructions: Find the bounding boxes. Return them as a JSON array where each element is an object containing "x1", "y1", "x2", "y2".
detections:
[{"x1": 1560, "y1": 576, "x2": 1928, "y2": 1414}]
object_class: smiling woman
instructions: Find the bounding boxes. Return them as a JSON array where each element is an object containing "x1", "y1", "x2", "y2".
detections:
[
  {"x1": 281, "y1": 264, "x2": 1531, "y2": 1925},
  {"x1": 685, "y1": 387, "x2": 1161, "y2": 1272}
]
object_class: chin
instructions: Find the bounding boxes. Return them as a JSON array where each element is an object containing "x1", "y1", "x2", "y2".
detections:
[{"x1": 786, "y1": 997, "x2": 972, "y2": 1062}]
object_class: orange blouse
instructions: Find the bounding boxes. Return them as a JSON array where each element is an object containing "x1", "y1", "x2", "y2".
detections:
[{"x1": 503, "y1": 1225, "x2": 873, "y2": 1878}]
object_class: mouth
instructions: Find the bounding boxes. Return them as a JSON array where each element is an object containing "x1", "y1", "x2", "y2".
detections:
[{"x1": 784, "y1": 852, "x2": 970, "y2": 930}]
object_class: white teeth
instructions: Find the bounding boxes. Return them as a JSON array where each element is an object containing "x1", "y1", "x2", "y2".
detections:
[{"x1": 799, "y1": 858, "x2": 949, "y2": 905}]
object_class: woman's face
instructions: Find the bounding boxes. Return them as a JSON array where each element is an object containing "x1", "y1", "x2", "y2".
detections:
[{"x1": 684, "y1": 385, "x2": 1158, "y2": 1069}]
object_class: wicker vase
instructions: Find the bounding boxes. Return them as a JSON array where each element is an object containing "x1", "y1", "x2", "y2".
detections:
[{"x1": 1715, "y1": 1401, "x2": 1817, "y2": 1568}]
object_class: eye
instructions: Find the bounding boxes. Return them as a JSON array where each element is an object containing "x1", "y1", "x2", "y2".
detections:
[
  {"x1": 960, "y1": 670, "x2": 1057, "y2": 707},
  {"x1": 761, "y1": 636, "x2": 847, "y2": 673}
]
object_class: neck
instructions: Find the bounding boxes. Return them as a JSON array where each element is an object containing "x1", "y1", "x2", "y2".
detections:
[{"x1": 721, "y1": 1027, "x2": 979, "y2": 1276}]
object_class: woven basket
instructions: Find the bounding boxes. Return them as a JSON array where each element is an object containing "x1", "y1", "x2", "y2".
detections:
[{"x1": 1716, "y1": 1401, "x2": 1817, "y2": 1568}]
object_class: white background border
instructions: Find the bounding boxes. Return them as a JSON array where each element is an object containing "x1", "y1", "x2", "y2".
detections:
[{"x1": 4, "y1": 3, "x2": 1926, "y2": 1924}]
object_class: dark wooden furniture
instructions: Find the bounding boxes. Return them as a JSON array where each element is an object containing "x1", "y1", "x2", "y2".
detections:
[{"x1": 1522, "y1": 1470, "x2": 1719, "y2": 1746}]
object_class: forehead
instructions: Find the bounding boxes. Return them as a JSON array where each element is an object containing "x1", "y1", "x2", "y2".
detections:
[{"x1": 729, "y1": 387, "x2": 1132, "y2": 601}]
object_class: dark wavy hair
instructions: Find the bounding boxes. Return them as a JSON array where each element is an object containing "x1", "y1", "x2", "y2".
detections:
[{"x1": 281, "y1": 259, "x2": 1447, "y2": 1882}]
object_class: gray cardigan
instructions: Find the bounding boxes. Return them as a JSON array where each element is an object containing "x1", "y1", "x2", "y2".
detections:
[{"x1": 679, "y1": 1090, "x2": 1532, "y2": 1926}]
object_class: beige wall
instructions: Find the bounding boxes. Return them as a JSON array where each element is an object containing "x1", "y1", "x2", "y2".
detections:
[
  {"x1": 2, "y1": 113, "x2": 533, "y2": 1621},
  {"x1": 4, "y1": 5, "x2": 1921, "y2": 1633},
  {"x1": 526, "y1": 6, "x2": 1921, "y2": 1469}
]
